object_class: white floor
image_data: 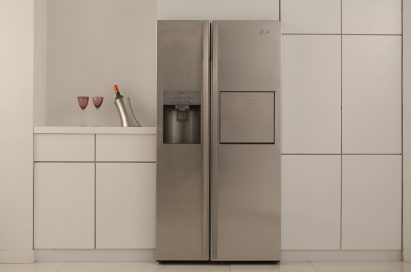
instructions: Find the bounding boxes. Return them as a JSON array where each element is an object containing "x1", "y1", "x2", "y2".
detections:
[{"x1": 0, "y1": 262, "x2": 410, "y2": 272}]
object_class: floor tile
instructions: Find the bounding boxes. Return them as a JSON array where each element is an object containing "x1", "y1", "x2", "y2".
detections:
[
  {"x1": 0, "y1": 262, "x2": 63, "y2": 272},
  {"x1": 311, "y1": 261, "x2": 403, "y2": 272},
  {"x1": 145, "y1": 262, "x2": 230, "y2": 272},
  {"x1": 230, "y1": 262, "x2": 316, "y2": 272},
  {"x1": 58, "y1": 262, "x2": 149, "y2": 272},
  {"x1": 399, "y1": 262, "x2": 411, "y2": 272},
  {"x1": 0, "y1": 261, "x2": 408, "y2": 272}
]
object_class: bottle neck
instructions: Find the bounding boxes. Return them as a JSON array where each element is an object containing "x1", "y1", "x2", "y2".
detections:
[{"x1": 115, "y1": 91, "x2": 124, "y2": 100}]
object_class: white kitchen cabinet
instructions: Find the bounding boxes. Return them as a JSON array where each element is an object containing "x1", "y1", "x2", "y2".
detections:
[
  {"x1": 281, "y1": 0, "x2": 341, "y2": 34},
  {"x1": 33, "y1": 129, "x2": 157, "y2": 251},
  {"x1": 34, "y1": 163, "x2": 95, "y2": 249},
  {"x1": 96, "y1": 163, "x2": 156, "y2": 249},
  {"x1": 342, "y1": 36, "x2": 402, "y2": 154},
  {"x1": 34, "y1": 134, "x2": 95, "y2": 162},
  {"x1": 342, "y1": 0, "x2": 402, "y2": 34},
  {"x1": 96, "y1": 134, "x2": 156, "y2": 162},
  {"x1": 282, "y1": 155, "x2": 341, "y2": 250},
  {"x1": 282, "y1": 35, "x2": 341, "y2": 154},
  {"x1": 157, "y1": 0, "x2": 279, "y2": 20},
  {"x1": 342, "y1": 155, "x2": 402, "y2": 250}
]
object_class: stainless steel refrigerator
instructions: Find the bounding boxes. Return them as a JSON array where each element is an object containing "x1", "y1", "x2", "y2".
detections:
[{"x1": 157, "y1": 20, "x2": 281, "y2": 262}]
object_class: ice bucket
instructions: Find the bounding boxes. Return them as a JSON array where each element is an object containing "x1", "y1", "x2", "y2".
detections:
[{"x1": 114, "y1": 97, "x2": 141, "y2": 127}]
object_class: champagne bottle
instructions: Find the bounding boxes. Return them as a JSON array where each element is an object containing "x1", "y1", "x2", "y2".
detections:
[{"x1": 113, "y1": 84, "x2": 124, "y2": 100}]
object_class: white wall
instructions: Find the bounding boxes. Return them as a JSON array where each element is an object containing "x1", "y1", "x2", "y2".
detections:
[
  {"x1": 34, "y1": 0, "x2": 47, "y2": 126},
  {"x1": 43, "y1": 0, "x2": 278, "y2": 127},
  {"x1": 0, "y1": 0, "x2": 34, "y2": 263},
  {"x1": 46, "y1": 0, "x2": 157, "y2": 127},
  {"x1": 43, "y1": 0, "x2": 276, "y2": 127},
  {"x1": 404, "y1": 0, "x2": 411, "y2": 262},
  {"x1": 157, "y1": 0, "x2": 279, "y2": 20}
]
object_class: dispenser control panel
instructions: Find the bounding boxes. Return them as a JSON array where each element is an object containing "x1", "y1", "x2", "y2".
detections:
[{"x1": 163, "y1": 90, "x2": 201, "y2": 105}]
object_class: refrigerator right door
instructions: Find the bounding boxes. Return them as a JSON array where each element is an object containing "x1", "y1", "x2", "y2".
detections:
[{"x1": 211, "y1": 21, "x2": 281, "y2": 261}]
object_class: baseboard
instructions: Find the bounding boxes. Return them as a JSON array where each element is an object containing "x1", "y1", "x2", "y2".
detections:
[
  {"x1": 0, "y1": 250, "x2": 34, "y2": 263},
  {"x1": 403, "y1": 249, "x2": 411, "y2": 262},
  {"x1": 281, "y1": 250, "x2": 402, "y2": 262},
  {"x1": 34, "y1": 249, "x2": 402, "y2": 262},
  {"x1": 34, "y1": 249, "x2": 155, "y2": 262}
]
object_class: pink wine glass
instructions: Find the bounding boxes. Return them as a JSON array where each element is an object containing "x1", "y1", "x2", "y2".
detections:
[
  {"x1": 92, "y1": 96, "x2": 104, "y2": 126},
  {"x1": 77, "y1": 96, "x2": 89, "y2": 126}
]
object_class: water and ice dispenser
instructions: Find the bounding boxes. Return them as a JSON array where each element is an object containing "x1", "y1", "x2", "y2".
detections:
[{"x1": 162, "y1": 90, "x2": 201, "y2": 144}]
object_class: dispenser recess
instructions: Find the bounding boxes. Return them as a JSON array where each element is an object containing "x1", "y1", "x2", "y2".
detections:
[{"x1": 163, "y1": 90, "x2": 201, "y2": 144}]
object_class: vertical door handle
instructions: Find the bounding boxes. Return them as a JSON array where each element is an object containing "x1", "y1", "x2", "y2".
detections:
[
  {"x1": 210, "y1": 21, "x2": 219, "y2": 260},
  {"x1": 202, "y1": 21, "x2": 210, "y2": 260}
]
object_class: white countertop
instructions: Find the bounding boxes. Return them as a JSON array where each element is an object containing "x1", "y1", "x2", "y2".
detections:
[{"x1": 34, "y1": 126, "x2": 156, "y2": 135}]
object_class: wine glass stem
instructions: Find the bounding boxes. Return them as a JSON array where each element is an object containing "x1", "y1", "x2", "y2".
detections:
[{"x1": 82, "y1": 109, "x2": 86, "y2": 127}]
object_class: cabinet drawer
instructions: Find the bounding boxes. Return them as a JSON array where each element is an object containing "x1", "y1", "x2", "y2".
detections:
[
  {"x1": 96, "y1": 134, "x2": 156, "y2": 162},
  {"x1": 34, "y1": 134, "x2": 94, "y2": 162}
]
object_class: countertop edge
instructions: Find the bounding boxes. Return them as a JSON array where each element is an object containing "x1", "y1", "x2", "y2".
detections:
[{"x1": 34, "y1": 126, "x2": 157, "y2": 135}]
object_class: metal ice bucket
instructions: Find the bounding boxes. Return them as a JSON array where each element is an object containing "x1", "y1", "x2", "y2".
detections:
[{"x1": 114, "y1": 97, "x2": 141, "y2": 127}]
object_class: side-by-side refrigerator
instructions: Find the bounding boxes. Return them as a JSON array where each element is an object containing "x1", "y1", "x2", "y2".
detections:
[{"x1": 157, "y1": 20, "x2": 281, "y2": 262}]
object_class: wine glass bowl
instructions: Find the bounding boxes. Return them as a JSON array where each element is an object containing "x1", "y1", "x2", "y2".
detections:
[
  {"x1": 77, "y1": 96, "x2": 89, "y2": 110},
  {"x1": 92, "y1": 96, "x2": 104, "y2": 109},
  {"x1": 92, "y1": 96, "x2": 104, "y2": 126},
  {"x1": 77, "y1": 96, "x2": 89, "y2": 126}
]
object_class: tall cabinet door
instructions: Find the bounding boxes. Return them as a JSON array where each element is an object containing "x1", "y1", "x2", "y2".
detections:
[
  {"x1": 211, "y1": 21, "x2": 281, "y2": 261},
  {"x1": 282, "y1": 35, "x2": 341, "y2": 153},
  {"x1": 342, "y1": 36, "x2": 402, "y2": 154},
  {"x1": 342, "y1": 156, "x2": 402, "y2": 250},
  {"x1": 282, "y1": 155, "x2": 341, "y2": 250},
  {"x1": 34, "y1": 163, "x2": 95, "y2": 249}
]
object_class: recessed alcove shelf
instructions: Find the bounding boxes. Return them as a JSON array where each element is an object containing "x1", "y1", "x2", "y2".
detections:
[{"x1": 33, "y1": 0, "x2": 157, "y2": 128}]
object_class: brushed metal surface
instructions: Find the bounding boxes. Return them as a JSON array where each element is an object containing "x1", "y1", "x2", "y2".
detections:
[
  {"x1": 157, "y1": 20, "x2": 209, "y2": 261},
  {"x1": 157, "y1": 21, "x2": 204, "y2": 92},
  {"x1": 157, "y1": 20, "x2": 281, "y2": 262},
  {"x1": 201, "y1": 22, "x2": 210, "y2": 260},
  {"x1": 214, "y1": 145, "x2": 281, "y2": 260},
  {"x1": 215, "y1": 21, "x2": 281, "y2": 93},
  {"x1": 211, "y1": 20, "x2": 281, "y2": 261},
  {"x1": 220, "y1": 92, "x2": 275, "y2": 144},
  {"x1": 114, "y1": 97, "x2": 141, "y2": 127},
  {"x1": 163, "y1": 105, "x2": 201, "y2": 144},
  {"x1": 210, "y1": 21, "x2": 219, "y2": 259}
]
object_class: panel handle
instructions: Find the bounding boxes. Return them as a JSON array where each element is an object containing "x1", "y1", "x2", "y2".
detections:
[
  {"x1": 201, "y1": 21, "x2": 210, "y2": 260},
  {"x1": 210, "y1": 21, "x2": 219, "y2": 260}
]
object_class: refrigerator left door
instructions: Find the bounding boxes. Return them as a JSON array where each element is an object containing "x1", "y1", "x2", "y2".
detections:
[{"x1": 157, "y1": 21, "x2": 210, "y2": 261}]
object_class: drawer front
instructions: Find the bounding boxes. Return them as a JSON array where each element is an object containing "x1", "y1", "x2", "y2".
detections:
[
  {"x1": 96, "y1": 134, "x2": 156, "y2": 162},
  {"x1": 34, "y1": 134, "x2": 95, "y2": 162}
]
